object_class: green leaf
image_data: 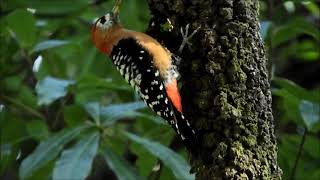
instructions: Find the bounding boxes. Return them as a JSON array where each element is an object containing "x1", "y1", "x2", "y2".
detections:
[
  {"x1": 289, "y1": 0, "x2": 317, "y2": 2},
  {"x1": 75, "y1": 74, "x2": 130, "y2": 103},
  {"x1": 272, "y1": 78, "x2": 320, "y2": 126},
  {"x1": 32, "y1": 40, "x2": 70, "y2": 53},
  {"x1": 19, "y1": 125, "x2": 88, "y2": 179},
  {"x1": 76, "y1": 74, "x2": 130, "y2": 91},
  {"x1": 272, "y1": 77, "x2": 319, "y2": 101},
  {"x1": 124, "y1": 132, "x2": 194, "y2": 180},
  {"x1": 103, "y1": 145, "x2": 143, "y2": 180},
  {"x1": 0, "y1": 144, "x2": 12, "y2": 174},
  {"x1": 100, "y1": 102, "x2": 146, "y2": 125},
  {"x1": 279, "y1": 40, "x2": 320, "y2": 62},
  {"x1": 302, "y1": 1, "x2": 320, "y2": 18},
  {"x1": 27, "y1": 161, "x2": 54, "y2": 180},
  {"x1": 83, "y1": 101, "x2": 147, "y2": 125},
  {"x1": 272, "y1": 78, "x2": 320, "y2": 125},
  {"x1": 119, "y1": 0, "x2": 150, "y2": 31},
  {"x1": 35, "y1": 76, "x2": 75, "y2": 105},
  {"x1": 3, "y1": 75, "x2": 23, "y2": 92},
  {"x1": 1, "y1": 0, "x2": 26, "y2": 12},
  {"x1": 18, "y1": 85, "x2": 38, "y2": 109},
  {"x1": 26, "y1": 0, "x2": 89, "y2": 15},
  {"x1": 127, "y1": 111, "x2": 166, "y2": 125},
  {"x1": 278, "y1": 135, "x2": 301, "y2": 178},
  {"x1": 100, "y1": 101, "x2": 146, "y2": 116},
  {"x1": 83, "y1": 102, "x2": 100, "y2": 124},
  {"x1": 26, "y1": 120, "x2": 49, "y2": 141},
  {"x1": 299, "y1": 100, "x2": 320, "y2": 130},
  {"x1": 272, "y1": 17, "x2": 320, "y2": 47},
  {"x1": 53, "y1": 132, "x2": 100, "y2": 180},
  {"x1": 63, "y1": 105, "x2": 87, "y2": 127},
  {"x1": 0, "y1": 114, "x2": 27, "y2": 144},
  {"x1": 272, "y1": 86, "x2": 304, "y2": 125},
  {"x1": 278, "y1": 134, "x2": 320, "y2": 179},
  {"x1": 303, "y1": 135, "x2": 320, "y2": 159},
  {"x1": 6, "y1": 9, "x2": 36, "y2": 48}
]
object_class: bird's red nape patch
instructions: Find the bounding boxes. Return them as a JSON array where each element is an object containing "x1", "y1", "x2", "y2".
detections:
[{"x1": 165, "y1": 79, "x2": 182, "y2": 112}]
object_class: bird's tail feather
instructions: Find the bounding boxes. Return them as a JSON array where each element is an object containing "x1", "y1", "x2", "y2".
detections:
[{"x1": 172, "y1": 107, "x2": 200, "y2": 156}]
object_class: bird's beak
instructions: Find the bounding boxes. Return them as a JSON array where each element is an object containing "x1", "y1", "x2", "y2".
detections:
[{"x1": 112, "y1": 0, "x2": 121, "y2": 17}]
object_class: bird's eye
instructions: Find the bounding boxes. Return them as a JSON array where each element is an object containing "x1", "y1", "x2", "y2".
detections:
[{"x1": 100, "y1": 16, "x2": 106, "y2": 24}]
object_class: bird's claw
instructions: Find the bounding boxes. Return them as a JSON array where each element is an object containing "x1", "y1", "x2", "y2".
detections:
[{"x1": 178, "y1": 24, "x2": 201, "y2": 54}]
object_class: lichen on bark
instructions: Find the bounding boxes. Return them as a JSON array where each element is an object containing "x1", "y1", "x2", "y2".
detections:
[{"x1": 147, "y1": 0, "x2": 282, "y2": 179}]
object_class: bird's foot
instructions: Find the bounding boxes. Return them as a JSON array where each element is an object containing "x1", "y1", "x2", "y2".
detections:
[{"x1": 178, "y1": 24, "x2": 201, "y2": 54}]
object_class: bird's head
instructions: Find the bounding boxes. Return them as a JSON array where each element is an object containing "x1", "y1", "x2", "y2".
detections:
[{"x1": 91, "y1": 0, "x2": 121, "y2": 54}]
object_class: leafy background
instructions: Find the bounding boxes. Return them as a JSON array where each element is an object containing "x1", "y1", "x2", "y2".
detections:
[{"x1": 0, "y1": 0, "x2": 319, "y2": 179}]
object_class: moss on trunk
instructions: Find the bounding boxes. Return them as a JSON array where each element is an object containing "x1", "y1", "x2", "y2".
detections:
[{"x1": 147, "y1": 0, "x2": 282, "y2": 179}]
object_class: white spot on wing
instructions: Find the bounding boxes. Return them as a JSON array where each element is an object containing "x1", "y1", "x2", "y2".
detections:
[
  {"x1": 155, "y1": 71, "x2": 159, "y2": 77},
  {"x1": 120, "y1": 64, "x2": 125, "y2": 70},
  {"x1": 115, "y1": 55, "x2": 119, "y2": 62},
  {"x1": 125, "y1": 73, "x2": 130, "y2": 81},
  {"x1": 186, "y1": 121, "x2": 190, "y2": 126},
  {"x1": 151, "y1": 80, "x2": 158, "y2": 85},
  {"x1": 141, "y1": 93, "x2": 149, "y2": 100},
  {"x1": 130, "y1": 79, "x2": 135, "y2": 86},
  {"x1": 135, "y1": 74, "x2": 142, "y2": 85},
  {"x1": 151, "y1": 101, "x2": 159, "y2": 105},
  {"x1": 181, "y1": 135, "x2": 186, "y2": 140}
]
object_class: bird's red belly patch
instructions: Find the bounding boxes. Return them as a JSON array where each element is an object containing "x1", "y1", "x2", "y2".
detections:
[{"x1": 165, "y1": 79, "x2": 182, "y2": 112}]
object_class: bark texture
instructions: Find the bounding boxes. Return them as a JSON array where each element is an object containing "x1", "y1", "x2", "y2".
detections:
[{"x1": 147, "y1": 0, "x2": 282, "y2": 179}]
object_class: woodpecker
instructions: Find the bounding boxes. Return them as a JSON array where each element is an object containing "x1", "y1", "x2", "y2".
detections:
[{"x1": 91, "y1": 0, "x2": 200, "y2": 154}]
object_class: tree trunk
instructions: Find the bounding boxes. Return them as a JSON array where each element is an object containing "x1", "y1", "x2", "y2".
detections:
[{"x1": 147, "y1": 0, "x2": 282, "y2": 179}]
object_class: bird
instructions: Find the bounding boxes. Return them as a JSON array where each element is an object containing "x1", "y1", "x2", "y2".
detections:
[{"x1": 91, "y1": 0, "x2": 200, "y2": 155}]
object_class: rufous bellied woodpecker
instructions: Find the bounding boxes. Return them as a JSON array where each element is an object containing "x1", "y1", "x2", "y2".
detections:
[{"x1": 91, "y1": 0, "x2": 200, "y2": 154}]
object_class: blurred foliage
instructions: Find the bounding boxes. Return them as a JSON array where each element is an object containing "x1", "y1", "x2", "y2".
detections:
[
  {"x1": 0, "y1": 0, "x2": 319, "y2": 180},
  {"x1": 260, "y1": 0, "x2": 320, "y2": 179}
]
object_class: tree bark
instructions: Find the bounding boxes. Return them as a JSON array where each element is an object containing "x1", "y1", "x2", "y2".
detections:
[{"x1": 147, "y1": 0, "x2": 282, "y2": 179}]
